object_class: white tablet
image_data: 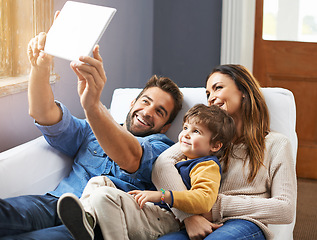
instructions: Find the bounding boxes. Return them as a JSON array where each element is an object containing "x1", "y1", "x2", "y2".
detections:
[{"x1": 44, "y1": 1, "x2": 116, "y2": 61}]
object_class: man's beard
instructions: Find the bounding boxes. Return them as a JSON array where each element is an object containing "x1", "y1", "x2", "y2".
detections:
[{"x1": 125, "y1": 110, "x2": 158, "y2": 137}]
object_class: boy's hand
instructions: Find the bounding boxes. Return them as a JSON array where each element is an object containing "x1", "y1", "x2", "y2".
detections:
[{"x1": 129, "y1": 190, "x2": 162, "y2": 209}]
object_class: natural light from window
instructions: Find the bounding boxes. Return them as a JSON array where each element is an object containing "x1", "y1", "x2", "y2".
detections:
[
  {"x1": 263, "y1": 0, "x2": 317, "y2": 42},
  {"x1": 0, "y1": 0, "x2": 54, "y2": 97}
]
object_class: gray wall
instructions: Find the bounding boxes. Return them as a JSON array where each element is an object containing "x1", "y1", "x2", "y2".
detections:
[
  {"x1": 0, "y1": 0, "x2": 222, "y2": 152},
  {"x1": 53, "y1": 0, "x2": 155, "y2": 112},
  {"x1": 0, "y1": 0, "x2": 154, "y2": 152},
  {"x1": 153, "y1": 0, "x2": 222, "y2": 87}
]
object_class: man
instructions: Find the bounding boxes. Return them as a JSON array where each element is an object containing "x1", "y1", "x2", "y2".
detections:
[{"x1": 0, "y1": 31, "x2": 182, "y2": 239}]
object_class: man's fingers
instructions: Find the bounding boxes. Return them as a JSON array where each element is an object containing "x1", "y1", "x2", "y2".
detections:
[
  {"x1": 78, "y1": 56, "x2": 105, "y2": 79},
  {"x1": 93, "y1": 45, "x2": 103, "y2": 61},
  {"x1": 37, "y1": 32, "x2": 46, "y2": 51},
  {"x1": 79, "y1": 51, "x2": 107, "y2": 81},
  {"x1": 71, "y1": 62, "x2": 105, "y2": 89},
  {"x1": 74, "y1": 65, "x2": 100, "y2": 86},
  {"x1": 70, "y1": 62, "x2": 85, "y2": 81},
  {"x1": 27, "y1": 38, "x2": 36, "y2": 59},
  {"x1": 32, "y1": 36, "x2": 38, "y2": 56}
]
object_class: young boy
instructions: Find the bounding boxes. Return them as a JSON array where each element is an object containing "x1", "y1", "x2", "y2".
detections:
[
  {"x1": 129, "y1": 104, "x2": 235, "y2": 215},
  {"x1": 57, "y1": 104, "x2": 235, "y2": 240}
]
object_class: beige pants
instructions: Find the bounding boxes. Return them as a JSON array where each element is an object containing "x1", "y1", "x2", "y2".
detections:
[{"x1": 80, "y1": 176, "x2": 180, "y2": 240}]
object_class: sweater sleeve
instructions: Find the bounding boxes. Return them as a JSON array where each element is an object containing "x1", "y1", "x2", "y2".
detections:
[
  {"x1": 171, "y1": 160, "x2": 221, "y2": 214},
  {"x1": 212, "y1": 134, "x2": 297, "y2": 225},
  {"x1": 152, "y1": 142, "x2": 193, "y2": 221}
]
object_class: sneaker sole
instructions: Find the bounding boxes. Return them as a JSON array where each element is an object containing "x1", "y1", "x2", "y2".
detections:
[{"x1": 57, "y1": 193, "x2": 94, "y2": 240}]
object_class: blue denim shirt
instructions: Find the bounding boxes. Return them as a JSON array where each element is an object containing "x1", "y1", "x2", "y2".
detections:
[{"x1": 36, "y1": 102, "x2": 174, "y2": 198}]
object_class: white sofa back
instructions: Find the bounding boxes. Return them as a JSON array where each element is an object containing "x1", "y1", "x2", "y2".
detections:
[
  {"x1": 0, "y1": 87, "x2": 297, "y2": 240},
  {"x1": 0, "y1": 87, "x2": 297, "y2": 195},
  {"x1": 110, "y1": 87, "x2": 298, "y2": 240},
  {"x1": 110, "y1": 87, "x2": 298, "y2": 157}
]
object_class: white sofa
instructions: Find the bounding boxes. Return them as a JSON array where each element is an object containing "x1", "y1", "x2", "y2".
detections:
[{"x1": 0, "y1": 87, "x2": 297, "y2": 239}]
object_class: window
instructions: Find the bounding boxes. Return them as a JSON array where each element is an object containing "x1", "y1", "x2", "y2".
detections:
[
  {"x1": 263, "y1": 0, "x2": 317, "y2": 42},
  {"x1": 0, "y1": 0, "x2": 56, "y2": 97}
]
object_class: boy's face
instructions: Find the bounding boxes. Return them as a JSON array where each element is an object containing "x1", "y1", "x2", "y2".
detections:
[{"x1": 178, "y1": 120, "x2": 216, "y2": 160}]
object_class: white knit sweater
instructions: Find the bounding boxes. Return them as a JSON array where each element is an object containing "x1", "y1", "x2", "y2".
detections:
[{"x1": 152, "y1": 132, "x2": 297, "y2": 240}]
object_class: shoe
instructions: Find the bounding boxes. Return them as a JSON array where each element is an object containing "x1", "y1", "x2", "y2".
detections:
[{"x1": 57, "y1": 193, "x2": 94, "y2": 240}]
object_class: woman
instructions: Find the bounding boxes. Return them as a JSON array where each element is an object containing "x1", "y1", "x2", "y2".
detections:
[{"x1": 152, "y1": 64, "x2": 296, "y2": 240}]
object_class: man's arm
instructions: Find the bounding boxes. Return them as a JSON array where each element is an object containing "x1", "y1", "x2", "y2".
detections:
[
  {"x1": 70, "y1": 47, "x2": 142, "y2": 173},
  {"x1": 27, "y1": 32, "x2": 62, "y2": 126},
  {"x1": 28, "y1": 12, "x2": 142, "y2": 172}
]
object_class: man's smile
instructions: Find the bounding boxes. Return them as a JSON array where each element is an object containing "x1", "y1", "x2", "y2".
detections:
[{"x1": 134, "y1": 113, "x2": 152, "y2": 127}]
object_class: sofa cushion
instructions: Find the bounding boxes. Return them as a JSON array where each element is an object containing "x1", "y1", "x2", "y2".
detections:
[
  {"x1": 0, "y1": 136, "x2": 73, "y2": 198},
  {"x1": 262, "y1": 87, "x2": 297, "y2": 160},
  {"x1": 110, "y1": 87, "x2": 297, "y2": 240},
  {"x1": 110, "y1": 87, "x2": 297, "y2": 161}
]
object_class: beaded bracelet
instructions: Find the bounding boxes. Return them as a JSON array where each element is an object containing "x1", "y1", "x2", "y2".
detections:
[{"x1": 160, "y1": 188, "x2": 166, "y2": 204}]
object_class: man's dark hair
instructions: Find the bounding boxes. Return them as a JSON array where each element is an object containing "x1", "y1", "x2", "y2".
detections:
[{"x1": 136, "y1": 75, "x2": 183, "y2": 125}]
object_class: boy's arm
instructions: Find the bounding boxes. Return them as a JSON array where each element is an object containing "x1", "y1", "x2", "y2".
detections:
[
  {"x1": 27, "y1": 33, "x2": 142, "y2": 172},
  {"x1": 128, "y1": 190, "x2": 171, "y2": 209},
  {"x1": 152, "y1": 142, "x2": 192, "y2": 221},
  {"x1": 171, "y1": 160, "x2": 221, "y2": 214},
  {"x1": 132, "y1": 161, "x2": 220, "y2": 214}
]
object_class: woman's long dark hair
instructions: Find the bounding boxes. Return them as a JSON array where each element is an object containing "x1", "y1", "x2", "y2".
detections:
[{"x1": 206, "y1": 64, "x2": 270, "y2": 182}]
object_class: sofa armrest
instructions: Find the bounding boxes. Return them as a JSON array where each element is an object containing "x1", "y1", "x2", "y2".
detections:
[{"x1": 0, "y1": 136, "x2": 73, "y2": 199}]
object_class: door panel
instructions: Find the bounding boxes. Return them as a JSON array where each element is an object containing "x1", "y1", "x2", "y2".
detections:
[{"x1": 253, "y1": 0, "x2": 317, "y2": 179}]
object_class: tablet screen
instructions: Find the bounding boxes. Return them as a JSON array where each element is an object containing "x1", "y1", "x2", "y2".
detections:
[{"x1": 44, "y1": 1, "x2": 116, "y2": 61}]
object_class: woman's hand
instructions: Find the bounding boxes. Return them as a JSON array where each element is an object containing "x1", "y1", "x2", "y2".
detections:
[
  {"x1": 184, "y1": 215, "x2": 222, "y2": 240},
  {"x1": 70, "y1": 45, "x2": 107, "y2": 112}
]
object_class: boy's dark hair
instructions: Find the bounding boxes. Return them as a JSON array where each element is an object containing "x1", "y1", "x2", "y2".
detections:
[
  {"x1": 136, "y1": 75, "x2": 183, "y2": 125},
  {"x1": 183, "y1": 104, "x2": 236, "y2": 158}
]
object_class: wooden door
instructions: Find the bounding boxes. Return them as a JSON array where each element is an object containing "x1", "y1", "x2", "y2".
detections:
[{"x1": 253, "y1": 0, "x2": 317, "y2": 179}]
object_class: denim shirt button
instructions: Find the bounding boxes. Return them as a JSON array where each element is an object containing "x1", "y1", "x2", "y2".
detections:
[{"x1": 94, "y1": 150, "x2": 97, "y2": 154}]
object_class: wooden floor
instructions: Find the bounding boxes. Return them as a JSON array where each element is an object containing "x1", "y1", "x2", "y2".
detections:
[{"x1": 293, "y1": 178, "x2": 317, "y2": 240}]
